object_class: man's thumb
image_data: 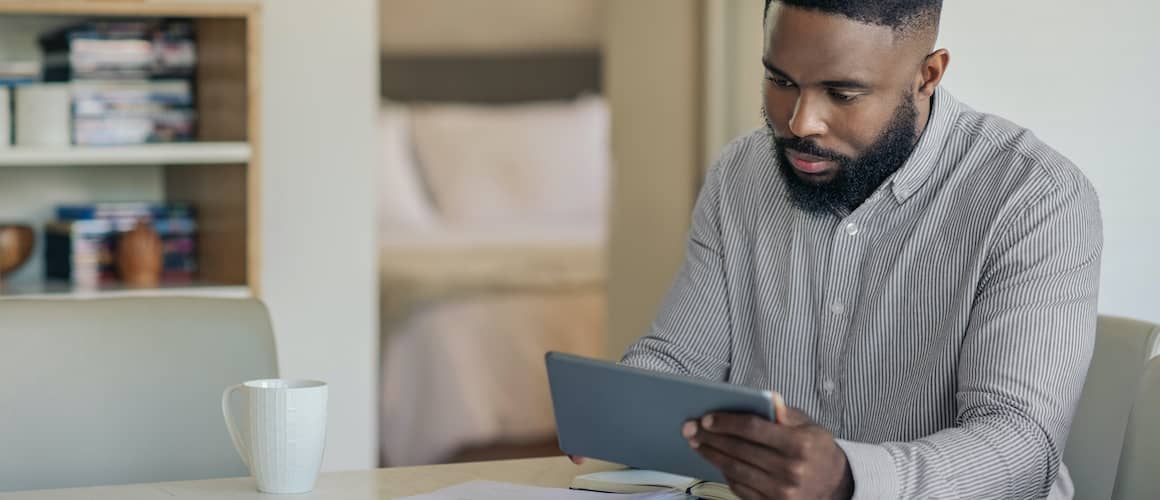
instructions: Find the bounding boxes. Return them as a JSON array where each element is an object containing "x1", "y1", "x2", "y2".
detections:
[{"x1": 772, "y1": 392, "x2": 805, "y2": 426}]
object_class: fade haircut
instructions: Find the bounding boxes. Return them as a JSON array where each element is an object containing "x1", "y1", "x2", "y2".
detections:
[{"x1": 764, "y1": 0, "x2": 943, "y2": 39}]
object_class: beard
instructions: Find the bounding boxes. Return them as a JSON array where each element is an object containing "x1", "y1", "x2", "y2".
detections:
[{"x1": 767, "y1": 94, "x2": 919, "y2": 214}]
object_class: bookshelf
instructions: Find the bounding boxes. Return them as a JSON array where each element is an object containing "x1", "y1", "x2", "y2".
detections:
[
  {"x1": 0, "y1": 142, "x2": 251, "y2": 167},
  {"x1": 0, "y1": 0, "x2": 262, "y2": 299},
  {"x1": 0, "y1": 281, "x2": 250, "y2": 299}
]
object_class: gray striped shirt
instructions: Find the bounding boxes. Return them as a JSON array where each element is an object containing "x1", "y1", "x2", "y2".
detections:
[{"x1": 621, "y1": 88, "x2": 1103, "y2": 499}]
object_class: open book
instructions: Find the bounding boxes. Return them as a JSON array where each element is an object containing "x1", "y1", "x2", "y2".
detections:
[{"x1": 571, "y1": 469, "x2": 740, "y2": 500}]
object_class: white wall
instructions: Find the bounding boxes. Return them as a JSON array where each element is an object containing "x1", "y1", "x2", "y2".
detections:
[
  {"x1": 260, "y1": 0, "x2": 380, "y2": 471},
  {"x1": 937, "y1": 0, "x2": 1160, "y2": 323}
]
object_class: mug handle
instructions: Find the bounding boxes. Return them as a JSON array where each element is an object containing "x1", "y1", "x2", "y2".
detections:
[{"x1": 221, "y1": 384, "x2": 251, "y2": 468}]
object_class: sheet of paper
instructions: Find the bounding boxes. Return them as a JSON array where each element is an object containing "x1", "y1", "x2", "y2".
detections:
[{"x1": 397, "y1": 480, "x2": 689, "y2": 500}]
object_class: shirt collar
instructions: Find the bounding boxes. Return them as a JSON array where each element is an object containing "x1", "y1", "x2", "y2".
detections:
[{"x1": 890, "y1": 86, "x2": 963, "y2": 203}]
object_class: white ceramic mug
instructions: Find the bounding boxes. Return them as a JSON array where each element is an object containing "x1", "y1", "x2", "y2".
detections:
[{"x1": 222, "y1": 379, "x2": 328, "y2": 494}]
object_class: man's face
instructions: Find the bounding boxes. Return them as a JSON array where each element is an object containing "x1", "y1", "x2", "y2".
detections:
[{"x1": 763, "y1": 5, "x2": 926, "y2": 212}]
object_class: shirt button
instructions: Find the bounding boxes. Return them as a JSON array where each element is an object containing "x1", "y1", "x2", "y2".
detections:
[
  {"x1": 845, "y1": 222, "x2": 860, "y2": 236},
  {"x1": 829, "y1": 302, "x2": 845, "y2": 315},
  {"x1": 821, "y1": 379, "x2": 836, "y2": 395}
]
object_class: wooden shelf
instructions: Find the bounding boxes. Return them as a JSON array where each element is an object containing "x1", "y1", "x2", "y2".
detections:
[
  {"x1": 0, "y1": 1, "x2": 259, "y2": 18},
  {"x1": 0, "y1": 281, "x2": 251, "y2": 300},
  {"x1": 0, "y1": 142, "x2": 251, "y2": 167}
]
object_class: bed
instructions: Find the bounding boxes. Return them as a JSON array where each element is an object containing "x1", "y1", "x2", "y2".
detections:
[{"x1": 376, "y1": 52, "x2": 610, "y2": 466}]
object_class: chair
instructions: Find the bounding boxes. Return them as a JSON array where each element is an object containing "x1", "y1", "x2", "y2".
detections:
[
  {"x1": 1112, "y1": 354, "x2": 1160, "y2": 499},
  {"x1": 1065, "y1": 315, "x2": 1160, "y2": 500},
  {"x1": 0, "y1": 297, "x2": 278, "y2": 492}
]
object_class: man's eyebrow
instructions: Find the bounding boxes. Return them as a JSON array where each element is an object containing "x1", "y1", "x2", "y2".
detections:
[
  {"x1": 762, "y1": 59, "x2": 794, "y2": 83},
  {"x1": 819, "y1": 78, "x2": 873, "y2": 91},
  {"x1": 762, "y1": 58, "x2": 873, "y2": 91}
]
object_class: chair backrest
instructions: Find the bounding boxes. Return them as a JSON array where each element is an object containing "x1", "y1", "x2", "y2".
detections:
[
  {"x1": 1065, "y1": 315, "x2": 1160, "y2": 500},
  {"x1": 1112, "y1": 354, "x2": 1160, "y2": 500},
  {"x1": 0, "y1": 297, "x2": 278, "y2": 492}
]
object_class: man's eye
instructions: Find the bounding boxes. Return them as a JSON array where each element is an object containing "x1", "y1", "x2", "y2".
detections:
[
  {"x1": 829, "y1": 90, "x2": 859, "y2": 103},
  {"x1": 766, "y1": 77, "x2": 795, "y2": 89}
]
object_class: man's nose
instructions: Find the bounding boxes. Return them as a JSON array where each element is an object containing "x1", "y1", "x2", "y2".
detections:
[{"x1": 788, "y1": 93, "x2": 828, "y2": 138}]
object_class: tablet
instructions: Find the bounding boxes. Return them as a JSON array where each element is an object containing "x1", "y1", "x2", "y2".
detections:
[{"x1": 545, "y1": 351, "x2": 775, "y2": 483}]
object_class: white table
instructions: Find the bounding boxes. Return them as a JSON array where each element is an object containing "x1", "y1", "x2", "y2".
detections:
[{"x1": 0, "y1": 457, "x2": 621, "y2": 499}]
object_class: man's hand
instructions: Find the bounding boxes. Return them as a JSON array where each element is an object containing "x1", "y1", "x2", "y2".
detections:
[{"x1": 683, "y1": 393, "x2": 854, "y2": 500}]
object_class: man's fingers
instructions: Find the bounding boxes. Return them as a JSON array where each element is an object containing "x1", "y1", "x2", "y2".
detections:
[
  {"x1": 694, "y1": 440, "x2": 781, "y2": 496},
  {"x1": 773, "y1": 391, "x2": 789, "y2": 424},
  {"x1": 772, "y1": 392, "x2": 809, "y2": 426},
  {"x1": 700, "y1": 412, "x2": 803, "y2": 457},
  {"x1": 567, "y1": 454, "x2": 585, "y2": 465},
  {"x1": 691, "y1": 427, "x2": 796, "y2": 485}
]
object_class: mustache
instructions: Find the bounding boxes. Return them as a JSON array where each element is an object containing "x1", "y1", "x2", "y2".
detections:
[{"x1": 773, "y1": 135, "x2": 851, "y2": 164}]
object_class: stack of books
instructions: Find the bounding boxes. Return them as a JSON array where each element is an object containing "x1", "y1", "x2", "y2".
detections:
[
  {"x1": 38, "y1": 19, "x2": 197, "y2": 145},
  {"x1": 71, "y1": 80, "x2": 194, "y2": 145},
  {"x1": 40, "y1": 19, "x2": 196, "y2": 81},
  {"x1": 44, "y1": 202, "x2": 198, "y2": 286}
]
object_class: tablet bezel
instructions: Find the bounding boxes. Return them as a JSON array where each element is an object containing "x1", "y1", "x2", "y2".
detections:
[{"x1": 546, "y1": 351, "x2": 775, "y2": 483}]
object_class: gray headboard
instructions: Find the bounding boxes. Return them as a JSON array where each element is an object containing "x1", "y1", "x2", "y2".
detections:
[{"x1": 379, "y1": 51, "x2": 602, "y2": 103}]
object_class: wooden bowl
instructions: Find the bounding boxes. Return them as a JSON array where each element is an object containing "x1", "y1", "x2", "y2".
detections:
[{"x1": 0, "y1": 224, "x2": 35, "y2": 276}]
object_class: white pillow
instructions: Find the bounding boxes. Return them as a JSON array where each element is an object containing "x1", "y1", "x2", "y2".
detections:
[
  {"x1": 407, "y1": 95, "x2": 610, "y2": 228},
  {"x1": 377, "y1": 104, "x2": 438, "y2": 234}
]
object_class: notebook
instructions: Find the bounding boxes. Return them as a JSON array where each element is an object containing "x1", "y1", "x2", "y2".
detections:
[
  {"x1": 571, "y1": 469, "x2": 740, "y2": 500},
  {"x1": 398, "y1": 479, "x2": 686, "y2": 500}
]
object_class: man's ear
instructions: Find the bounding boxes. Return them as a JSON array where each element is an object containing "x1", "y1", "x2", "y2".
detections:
[{"x1": 916, "y1": 49, "x2": 950, "y2": 98}]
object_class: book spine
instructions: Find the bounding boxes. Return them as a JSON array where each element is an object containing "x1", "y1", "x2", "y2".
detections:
[{"x1": 56, "y1": 202, "x2": 196, "y2": 221}]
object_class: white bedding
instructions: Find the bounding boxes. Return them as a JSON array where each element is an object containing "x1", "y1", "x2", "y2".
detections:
[
  {"x1": 376, "y1": 96, "x2": 611, "y2": 466},
  {"x1": 380, "y1": 225, "x2": 606, "y2": 319},
  {"x1": 379, "y1": 289, "x2": 605, "y2": 466},
  {"x1": 379, "y1": 226, "x2": 607, "y2": 466},
  {"x1": 407, "y1": 96, "x2": 609, "y2": 227},
  {"x1": 380, "y1": 223, "x2": 606, "y2": 249}
]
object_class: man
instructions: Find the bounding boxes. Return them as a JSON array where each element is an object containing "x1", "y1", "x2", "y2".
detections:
[{"x1": 608, "y1": 1, "x2": 1102, "y2": 499}]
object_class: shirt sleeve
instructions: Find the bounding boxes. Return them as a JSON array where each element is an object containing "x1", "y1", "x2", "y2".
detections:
[
  {"x1": 619, "y1": 150, "x2": 736, "y2": 381},
  {"x1": 838, "y1": 170, "x2": 1103, "y2": 499}
]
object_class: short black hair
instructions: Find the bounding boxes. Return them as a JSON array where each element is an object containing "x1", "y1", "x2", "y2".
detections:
[{"x1": 764, "y1": 0, "x2": 943, "y2": 37}]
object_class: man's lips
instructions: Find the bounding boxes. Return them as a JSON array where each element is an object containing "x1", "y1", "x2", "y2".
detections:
[{"x1": 785, "y1": 148, "x2": 837, "y2": 174}]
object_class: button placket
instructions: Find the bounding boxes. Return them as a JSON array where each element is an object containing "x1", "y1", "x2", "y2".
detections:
[
  {"x1": 829, "y1": 199, "x2": 887, "y2": 434},
  {"x1": 820, "y1": 216, "x2": 866, "y2": 418}
]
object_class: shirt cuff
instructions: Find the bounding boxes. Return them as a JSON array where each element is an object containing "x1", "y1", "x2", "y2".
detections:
[{"x1": 835, "y1": 439, "x2": 900, "y2": 500}]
